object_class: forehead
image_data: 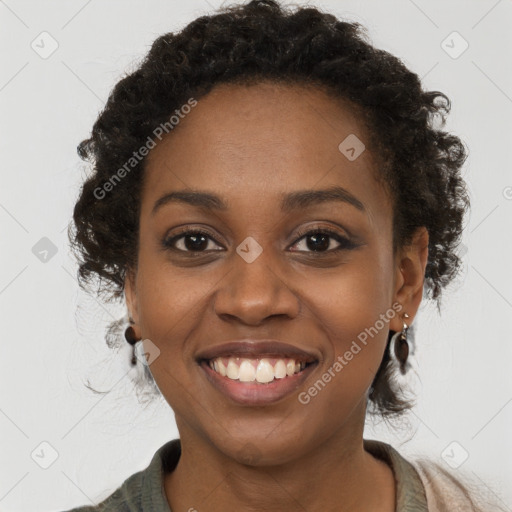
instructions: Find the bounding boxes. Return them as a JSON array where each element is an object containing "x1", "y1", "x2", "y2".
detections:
[{"x1": 141, "y1": 81, "x2": 390, "y2": 219}]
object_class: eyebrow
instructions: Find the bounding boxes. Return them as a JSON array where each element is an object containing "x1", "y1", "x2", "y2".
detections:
[{"x1": 151, "y1": 185, "x2": 365, "y2": 216}]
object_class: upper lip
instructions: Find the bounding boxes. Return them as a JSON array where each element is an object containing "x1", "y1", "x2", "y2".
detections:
[{"x1": 196, "y1": 340, "x2": 319, "y2": 363}]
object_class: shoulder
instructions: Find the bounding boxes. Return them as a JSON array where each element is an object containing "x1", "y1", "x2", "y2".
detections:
[
  {"x1": 58, "y1": 439, "x2": 180, "y2": 512},
  {"x1": 364, "y1": 439, "x2": 508, "y2": 512},
  {"x1": 410, "y1": 457, "x2": 508, "y2": 512},
  {"x1": 57, "y1": 469, "x2": 145, "y2": 512}
]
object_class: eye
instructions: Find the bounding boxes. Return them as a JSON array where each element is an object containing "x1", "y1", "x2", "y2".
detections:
[
  {"x1": 289, "y1": 227, "x2": 356, "y2": 253},
  {"x1": 162, "y1": 228, "x2": 224, "y2": 253}
]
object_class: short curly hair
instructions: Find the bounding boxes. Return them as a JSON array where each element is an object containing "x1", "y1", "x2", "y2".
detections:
[{"x1": 69, "y1": 0, "x2": 469, "y2": 418}]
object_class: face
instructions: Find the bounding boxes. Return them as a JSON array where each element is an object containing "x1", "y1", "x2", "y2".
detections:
[{"x1": 125, "y1": 81, "x2": 427, "y2": 465}]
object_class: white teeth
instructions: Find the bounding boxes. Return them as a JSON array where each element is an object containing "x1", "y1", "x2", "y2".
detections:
[
  {"x1": 239, "y1": 360, "x2": 256, "y2": 382},
  {"x1": 226, "y1": 359, "x2": 239, "y2": 379},
  {"x1": 217, "y1": 358, "x2": 227, "y2": 376},
  {"x1": 256, "y1": 359, "x2": 274, "y2": 383},
  {"x1": 274, "y1": 360, "x2": 287, "y2": 379},
  {"x1": 209, "y1": 356, "x2": 309, "y2": 383}
]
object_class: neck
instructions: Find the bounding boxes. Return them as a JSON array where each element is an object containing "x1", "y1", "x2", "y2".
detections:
[{"x1": 163, "y1": 405, "x2": 395, "y2": 512}]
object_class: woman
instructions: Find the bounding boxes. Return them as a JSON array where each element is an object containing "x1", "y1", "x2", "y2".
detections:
[{"x1": 64, "y1": 1, "x2": 504, "y2": 510}]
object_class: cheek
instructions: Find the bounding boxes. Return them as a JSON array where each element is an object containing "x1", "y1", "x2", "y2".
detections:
[
  {"x1": 133, "y1": 249, "x2": 208, "y2": 373},
  {"x1": 300, "y1": 246, "x2": 395, "y2": 393}
]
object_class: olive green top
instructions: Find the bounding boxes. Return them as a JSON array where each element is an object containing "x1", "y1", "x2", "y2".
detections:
[{"x1": 59, "y1": 438, "x2": 432, "y2": 511}]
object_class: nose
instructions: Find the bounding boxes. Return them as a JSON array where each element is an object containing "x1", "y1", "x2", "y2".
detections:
[{"x1": 213, "y1": 248, "x2": 300, "y2": 326}]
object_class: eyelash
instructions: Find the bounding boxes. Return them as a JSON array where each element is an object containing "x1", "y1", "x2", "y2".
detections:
[{"x1": 162, "y1": 226, "x2": 357, "y2": 254}]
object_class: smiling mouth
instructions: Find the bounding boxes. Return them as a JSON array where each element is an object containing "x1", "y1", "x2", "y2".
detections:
[
  {"x1": 197, "y1": 354, "x2": 319, "y2": 406},
  {"x1": 196, "y1": 341, "x2": 320, "y2": 405},
  {"x1": 204, "y1": 356, "x2": 315, "y2": 384}
]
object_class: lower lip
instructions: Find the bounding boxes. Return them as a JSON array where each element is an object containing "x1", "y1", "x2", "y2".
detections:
[{"x1": 199, "y1": 360, "x2": 318, "y2": 406}]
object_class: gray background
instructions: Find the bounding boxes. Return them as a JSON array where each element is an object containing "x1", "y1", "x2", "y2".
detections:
[{"x1": 1, "y1": 0, "x2": 511, "y2": 510}]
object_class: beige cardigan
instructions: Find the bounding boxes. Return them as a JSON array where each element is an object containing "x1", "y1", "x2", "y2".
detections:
[
  {"x1": 365, "y1": 439, "x2": 508, "y2": 511},
  {"x1": 413, "y1": 459, "x2": 509, "y2": 512}
]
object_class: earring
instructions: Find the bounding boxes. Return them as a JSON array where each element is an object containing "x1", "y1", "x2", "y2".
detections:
[
  {"x1": 124, "y1": 322, "x2": 141, "y2": 366},
  {"x1": 391, "y1": 313, "x2": 410, "y2": 375}
]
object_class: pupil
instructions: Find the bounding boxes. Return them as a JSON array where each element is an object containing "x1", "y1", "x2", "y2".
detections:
[
  {"x1": 307, "y1": 233, "x2": 329, "y2": 251},
  {"x1": 185, "y1": 234, "x2": 208, "y2": 251}
]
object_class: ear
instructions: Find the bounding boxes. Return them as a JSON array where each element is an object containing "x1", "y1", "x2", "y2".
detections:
[
  {"x1": 124, "y1": 268, "x2": 141, "y2": 338},
  {"x1": 390, "y1": 226, "x2": 429, "y2": 332}
]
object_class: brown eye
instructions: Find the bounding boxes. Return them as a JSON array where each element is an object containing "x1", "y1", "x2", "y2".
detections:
[
  {"x1": 290, "y1": 228, "x2": 356, "y2": 253},
  {"x1": 163, "y1": 230, "x2": 224, "y2": 252}
]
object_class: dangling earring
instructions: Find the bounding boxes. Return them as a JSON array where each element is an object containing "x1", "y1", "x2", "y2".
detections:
[
  {"x1": 391, "y1": 313, "x2": 410, "y2": 375},
  {"x1": 124, "y1": 317, "x2": 141, "y2": 365}
]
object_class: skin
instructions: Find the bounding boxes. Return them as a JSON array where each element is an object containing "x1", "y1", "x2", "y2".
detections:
[{"x1": 125, "y1": 81, "x2": 429, "y2": 512}]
